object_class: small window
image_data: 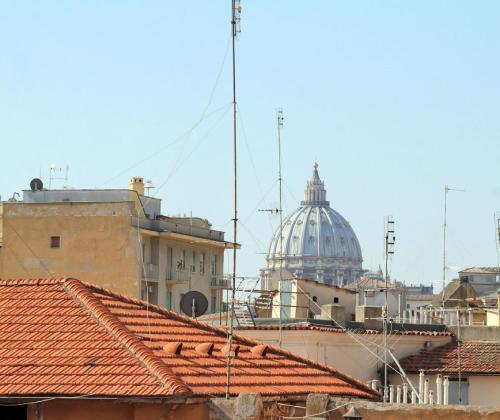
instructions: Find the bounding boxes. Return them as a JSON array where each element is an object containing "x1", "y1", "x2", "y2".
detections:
[
  {"x1": 50, "y1": 236, "x2": 60, "y2": 248},
  {"x1": 199, "y1": 253, "x2": 205, "y2": 273},
  {"x1": 333, "y1": 297, "x2": 339, "y2": 303},
  {"x1": 190, "y1": 250, "x2": 196, "y2": 273},
  {"x1": 312, "y1": 296, "x2": 317, "y2": 302}
]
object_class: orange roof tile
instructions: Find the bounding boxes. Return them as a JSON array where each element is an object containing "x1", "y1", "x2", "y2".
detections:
[
  {"x1": 0, "y1": 278, "x2": 380, "y2": 400},
  {"x1": 394, "y1": 341, "x2": 500, "y2": 375}
]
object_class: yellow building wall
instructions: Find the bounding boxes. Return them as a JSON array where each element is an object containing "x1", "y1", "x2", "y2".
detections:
[
  {"x1": 0, "y1": 201, "x2": 227, "y2": 314},
  {"x1": 0, "y1": 202, "x2": 140, "y2": 298}
]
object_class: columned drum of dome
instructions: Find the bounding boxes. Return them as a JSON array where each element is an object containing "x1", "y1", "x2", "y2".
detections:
[{"x1": 260, "y1": 163, "x2": 363, "y2": 290}]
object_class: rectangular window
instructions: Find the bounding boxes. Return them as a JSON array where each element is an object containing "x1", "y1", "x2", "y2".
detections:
[
  {"x1": 210, "y1": 255, "x2": 217, "y2": 276},
  {"x1": 448, "y1": 379, "x2": 469, "y2": 405},
  {"x1": 177, "y1": 250, "x2": 186, "y2": 270},
  {"x1": 199, "y1": 253, "x2": 205, "y2": 273},
  {"x1": 190, "y1": 250, "x2": 196, "y2": 272},
  {"x1": 50, "y1": 236, "x2": 61, "y2": 248},
  {"x1": 166, "y1": 291, "x2": 172, "y2": 310}
]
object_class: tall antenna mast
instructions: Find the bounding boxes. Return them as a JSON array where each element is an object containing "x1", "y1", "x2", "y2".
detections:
[
  {"x1": 441, "y1": 185, "x2": 464, "y2": 307},
  {"x1": 383, "y1": 216, "x2": 395, "y2": 402},
  {"x1": 277, "y1": 108, "x2": 284, "y2": 347},
  {"x1": 495, "y1": 212, "x2": 500, "y2": 271},
  {"x1": 226, "y1": 0, "x2": 241, "y2": 400}
]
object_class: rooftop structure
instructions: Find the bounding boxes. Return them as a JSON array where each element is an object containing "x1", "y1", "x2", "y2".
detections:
[
  {"x1": 261, "y1": 163, "x2": 363, "y2": 289},
  {"x1": 459, "y1": 267, "x2": 500, "y2": 297},
  {"x1": 0, "y1": 277, "x2": 379, "y2": 400}
]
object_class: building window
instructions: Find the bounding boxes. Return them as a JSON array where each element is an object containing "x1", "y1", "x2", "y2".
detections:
[
  {"x1": 166, "y1": 291, "x2": 172, "y2": 310},
  {"x1": 199, "y1": 253, "x2": 205, "y2": 273},
  {"x1": 210, "y1": 255, "x2": 217, "y2": 276},
  {"x1": 333, "y1": 297, "x2": 339, "y2": 303},
  {"x1": 50, "y1": 236, "x2": 61, "y2": 248},
  {"x1": 177, "y1": 250, "x2": 186, "y2": 270},
  {"x1": 190, "y1": 250, "x2": 196, "y2": 273}
]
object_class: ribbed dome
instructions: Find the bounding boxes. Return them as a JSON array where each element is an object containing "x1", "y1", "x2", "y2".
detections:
[
  {"x1": 262, "y1": 163, "x2": 363, "y2": 288},
  {"x1": 267, "y1": 205, "x2": 362, "y2": 261}
]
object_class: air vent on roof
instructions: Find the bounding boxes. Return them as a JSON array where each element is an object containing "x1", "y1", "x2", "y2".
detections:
[
  {"x1": 221, "y1": 344, "x2": 240, "y2": 358},
  {"x1": 195, "y1": 342, "x2": 214, "y2": 355},
  {"x1": 250, "y1": 344, "x2": 269, "y2": 357},
  {"x1": 163, "y1": 342, "x2": 183, "y2": 355}
]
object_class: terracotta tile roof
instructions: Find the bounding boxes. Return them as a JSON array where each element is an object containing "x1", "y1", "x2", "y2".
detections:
[
  {"x1": 0, "y1": 278, "x2": 380, "y2": 400},
  {"x1": 395, "y1": 341, "x2": 500, "y2": 375},
  {"x1": 236, "y1": 322, "x2": 452, "y2": 336}
]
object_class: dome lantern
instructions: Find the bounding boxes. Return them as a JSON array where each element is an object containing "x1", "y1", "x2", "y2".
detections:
[{"x1": 301, "y1": 162, "x2": 330, "y2": 206}]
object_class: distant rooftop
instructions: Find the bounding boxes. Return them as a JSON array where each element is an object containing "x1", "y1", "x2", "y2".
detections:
[
  {"x1": 460, "y1": 267, "x2": 500, "y2": 275},
  {"x1": 395, "y1": 341, "x2": 500, "y2": 375}
]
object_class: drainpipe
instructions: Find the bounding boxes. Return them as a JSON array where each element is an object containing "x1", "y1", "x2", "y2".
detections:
[
  {"x1": 443, "y1": 376, "x2": 449, "y2": 406},
  {"x1": 418, "y1": 370, "x2": 425, "y2": 404},
  {"x1": 436, "y1": 374, "x2": 442, "y2": 405},
  {"x1": 423, "y1": 379, "x2": 429, "y2": 404}
]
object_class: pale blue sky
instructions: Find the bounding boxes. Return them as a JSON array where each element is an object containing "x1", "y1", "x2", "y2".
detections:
[{"x1": 1, "y1": 1, "x2": 499, "y2": 289}]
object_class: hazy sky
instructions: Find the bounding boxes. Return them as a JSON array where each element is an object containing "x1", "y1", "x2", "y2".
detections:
[{"x1": 1, "y1": 1, "x2": 499, "y2": 290}]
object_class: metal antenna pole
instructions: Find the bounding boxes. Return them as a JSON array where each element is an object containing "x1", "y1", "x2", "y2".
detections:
[
  {"x1": 226, "y1": 0, "x2": 241, "y2": 400},
  {"x1": 383, "y1": 217, "x2": 395, "y2": 402},
  {"x1": 277, "y1": 108, "x2": 284, "y2": 347},
  {"x1": 495, "y1": 213, "x2": 500, "y2": 270},
  {"x1": 441, "y1": 185, "x2": 464, "y2": 308},
  {"x1": 457, "y1": 307, "x2": 462, "y2": 404}
]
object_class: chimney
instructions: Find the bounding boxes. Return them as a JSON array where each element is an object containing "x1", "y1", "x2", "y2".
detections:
[{"x1": 129, "y1": 176, "x2": 144, "y2": 196}]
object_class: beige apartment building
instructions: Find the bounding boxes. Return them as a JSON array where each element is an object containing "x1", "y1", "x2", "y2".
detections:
[{"x1": 0, "y1": 177, "x2": 235, "y2": 314}]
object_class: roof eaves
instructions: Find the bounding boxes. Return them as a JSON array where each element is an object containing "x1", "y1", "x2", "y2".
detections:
[{"x1": 62, "y1": 278, "x2": 191, "y2": 396}]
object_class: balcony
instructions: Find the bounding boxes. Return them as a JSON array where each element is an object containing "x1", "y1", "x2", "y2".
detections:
[
  {"x1": 166, "y1": 269, "x2": 191, "y2": 282},
  {"x1": 141, "y1": 263, "x2": 159, "y2": 280},
  {"x1": 210, "y1": 277, "x2": 231, "y2": 288}
]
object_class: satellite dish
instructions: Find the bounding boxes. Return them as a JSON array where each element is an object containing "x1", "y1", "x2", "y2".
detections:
[
  {"x1": 180, "y1": 291, "x2": 208, "y2": 318},
  {"x1": 30, "y1": 178, "x2": 44, "y2": 191}
]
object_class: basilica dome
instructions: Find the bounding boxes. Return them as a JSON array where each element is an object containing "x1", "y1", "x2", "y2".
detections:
[{"x1": 261, "y1": 163, "x2": 363, "y2": 289}]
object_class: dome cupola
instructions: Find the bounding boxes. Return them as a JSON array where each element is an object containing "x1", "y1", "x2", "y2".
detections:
[
  {"x1": 301, "y1": 162, "x2": 329, "y2": 206},
  {"x1": 261, "y1": 163, "x2": 363, "y2": 289}
]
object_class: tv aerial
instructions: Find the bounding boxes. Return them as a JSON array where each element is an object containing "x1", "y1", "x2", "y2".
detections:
[{"x1": 180, "y1": 291, "x2": 208, "y2": 318}]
